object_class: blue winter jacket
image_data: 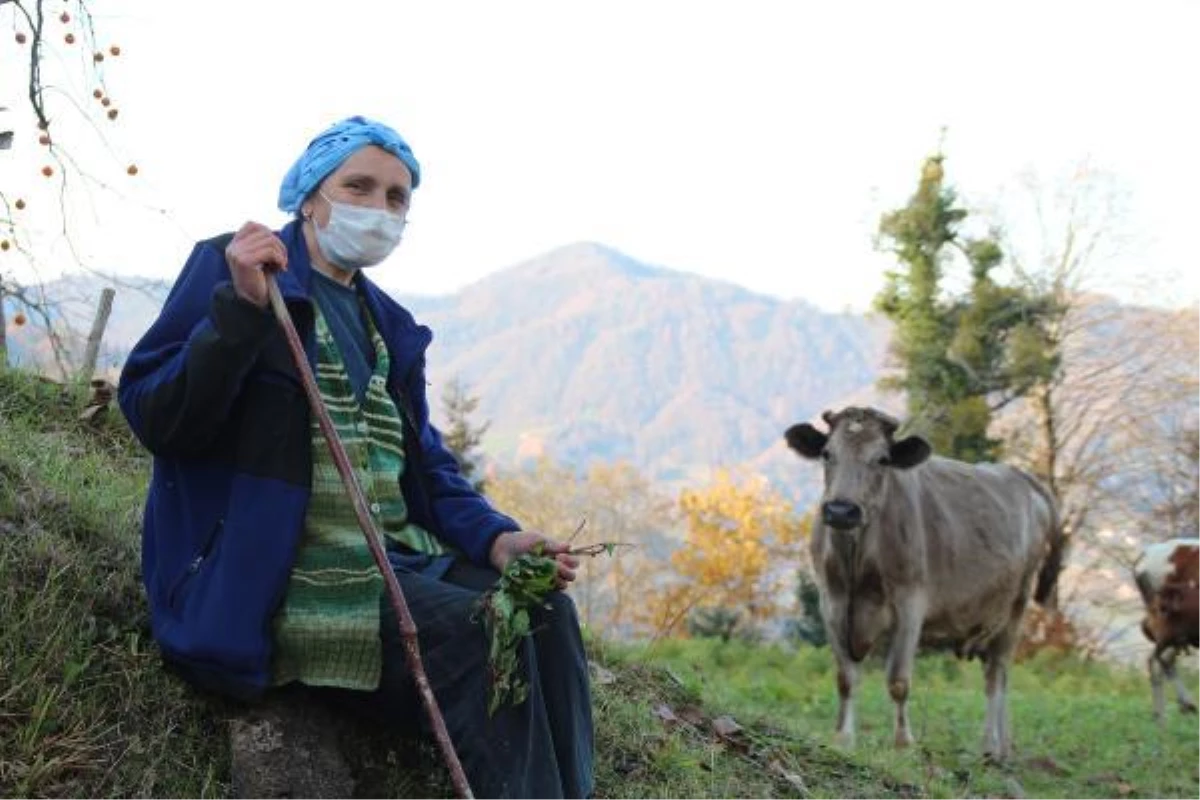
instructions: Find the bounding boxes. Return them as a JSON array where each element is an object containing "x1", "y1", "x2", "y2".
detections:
[{"x1": 118, "y1": 220, "x2": 520, "y2": 699}]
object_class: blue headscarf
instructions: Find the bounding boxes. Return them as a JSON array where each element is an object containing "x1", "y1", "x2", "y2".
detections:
[{"x1": 277, "y1": 115, "x2": 422, "y2": 214}]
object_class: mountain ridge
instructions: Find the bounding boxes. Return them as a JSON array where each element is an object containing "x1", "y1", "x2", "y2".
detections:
[{"x1": 7, "y1": 242, "x2": 1189, "y2": 509}]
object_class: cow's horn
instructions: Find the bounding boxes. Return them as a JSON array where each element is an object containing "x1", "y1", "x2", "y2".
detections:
[{"x1": 871, "y1": 409, "x2": 901, "y2": 435}]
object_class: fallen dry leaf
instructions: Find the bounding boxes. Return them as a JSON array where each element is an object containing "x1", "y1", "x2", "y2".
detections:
[
  {"x1": 651, "y1": 703, "x2": 678, "y2": 724},
  {"x1": 768, "y1": 759, "x2": 808, "y2": 795},
  {"x1": 711, "y1": 715, "x2": 742, "y2": 738}
]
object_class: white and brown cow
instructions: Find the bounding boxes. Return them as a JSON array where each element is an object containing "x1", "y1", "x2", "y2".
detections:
[
  {"x1": 1132, "y1": 537, "x2": 1198, "y2": 721},
  {"x1": 786, "y1": 406, "x2": 1065, "y2": 760}
]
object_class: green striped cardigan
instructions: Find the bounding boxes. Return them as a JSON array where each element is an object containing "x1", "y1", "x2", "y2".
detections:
[{"x1": 271, "y1": 305, "x2": 450, "y2": 690}]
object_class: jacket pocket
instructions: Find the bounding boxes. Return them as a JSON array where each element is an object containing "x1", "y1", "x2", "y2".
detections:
[{"x1": 167, "y1": 519, "x2": 225, "y2": 614}]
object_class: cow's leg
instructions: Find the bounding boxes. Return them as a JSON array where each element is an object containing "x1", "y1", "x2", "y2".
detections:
[
  {"x1": 885, "y1": 593, "x2": 926, "y2": 749},
  {"x1": 825, "y1": 599, "x2": 859, "y2": 748},
  {"x1": 834, "y1": 659, "x2": 859, "y2": 748},
  {"x1": 1159, "y1": 645, "x2": 1198, "y2": 715},
  {"x1": 984, "y1": 652, "x2": 1012, "y2": 762},
  {"x1": 1147, "y1": 643, "x2": 1197, "y2": 720},
  {"x1": 1149, "y1": 646, "x2": 1168, "y2": 722},
  {"x1": 981, "y1": 632, "x2": 1015, "y2": 761}
]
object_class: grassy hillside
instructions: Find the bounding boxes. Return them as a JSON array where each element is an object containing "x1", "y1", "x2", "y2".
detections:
[
  {"x1": 1, "y1": 367, "x2": 1196, "y2": 798},
  {"x1": 0, "y1": 369, "x2": 228, "y2": 796}
]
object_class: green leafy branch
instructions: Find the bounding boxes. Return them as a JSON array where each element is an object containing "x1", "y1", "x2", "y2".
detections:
[
  {"x1": 473, "y1": 549, "x2": 558, "y2": 716},
  {"x1": 472, "y1": 524, "x2": 634, "y2": 716}
]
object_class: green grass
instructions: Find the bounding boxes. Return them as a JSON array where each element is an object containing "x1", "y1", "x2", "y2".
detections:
[
  {"x1": 0, "y1": 371, "x2": 230, "y2": 797},
  {"x1": 588, "y1": 639, "x2": 923, "y2": 798},
  {"x1": 619, "y1": 637, "x2": 1200, "y2": 798},
  {"x1": 2, "y1": 366, "x2": 1197, "y2": 798}
]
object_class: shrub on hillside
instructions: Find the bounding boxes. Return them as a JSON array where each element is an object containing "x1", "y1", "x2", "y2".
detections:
[
  {"x1": 686, "y1": 606, "x2": 763, "y2": 643},
  {"x1": 1015, "y1": 606, "x2": 1103, "y2": 662},
  {"x1": 785, "y1": 571, "x2": 828, "y2": 647}
]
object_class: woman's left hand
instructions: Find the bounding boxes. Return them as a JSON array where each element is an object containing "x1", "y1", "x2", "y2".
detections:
[{"x1": 488, "y1": 531, "x2": 580, "y2": 588}]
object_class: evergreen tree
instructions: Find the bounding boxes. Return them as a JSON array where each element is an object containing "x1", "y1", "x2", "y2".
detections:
[
  {"x1": 440, "y1": 375, "x2": 490, "y2": 493},
  {"x1": 874, "y1": 152, "x2": 1057, "y2": 462}
]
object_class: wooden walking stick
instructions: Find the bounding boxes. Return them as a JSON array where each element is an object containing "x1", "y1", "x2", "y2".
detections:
[{"x1": 265, "y1": 272, "x2": 474, "y2": 799}]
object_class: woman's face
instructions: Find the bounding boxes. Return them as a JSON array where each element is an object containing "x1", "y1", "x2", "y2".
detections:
[{"x1": 302, "y1": 144, "x2": 413, "y2": 226}]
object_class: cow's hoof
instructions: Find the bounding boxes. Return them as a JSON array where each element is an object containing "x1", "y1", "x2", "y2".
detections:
[
  {"x1": 833, "y1": 731, "x2": 856, "y2": 750},
  {"x1": 1180, "y1": 701, "x2": 1198, "y2": 715},
  {"x1": 894, "y1": 730, "x2": 914, "y2": 749}
]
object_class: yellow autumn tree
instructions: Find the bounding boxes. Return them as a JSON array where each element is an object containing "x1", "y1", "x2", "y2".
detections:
[{"x1": 642, "y1": 469, "x2": 807, "y2": 639}]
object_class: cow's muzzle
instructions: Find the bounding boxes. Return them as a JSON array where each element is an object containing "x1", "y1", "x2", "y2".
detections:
[{"x1": 822, "y1": 499, "x2": 863, "y2": 530}]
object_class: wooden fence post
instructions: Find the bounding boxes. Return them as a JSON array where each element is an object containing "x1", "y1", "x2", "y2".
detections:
[{"x1": 79, "y1": 287, "x2": 116, "y2": 384}]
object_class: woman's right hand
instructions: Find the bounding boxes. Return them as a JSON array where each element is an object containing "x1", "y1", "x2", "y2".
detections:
[{"x1": 225, "y1": 221, "x2": 288, "y2": 308}]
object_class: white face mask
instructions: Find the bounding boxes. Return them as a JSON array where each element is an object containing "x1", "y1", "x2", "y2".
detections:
[{"x1": 312, "y1": 192, "x2": 407, "y2": 271}]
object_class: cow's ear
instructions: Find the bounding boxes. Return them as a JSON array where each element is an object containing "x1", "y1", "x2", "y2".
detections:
[
  {"x1": 786, "y1": 423, "x2": 827, "y2": 459},
  {"x1": 889, "y1": 436, "x2": 931, "y2": 469}
]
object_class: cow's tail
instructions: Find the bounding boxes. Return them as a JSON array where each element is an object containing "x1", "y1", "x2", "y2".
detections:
[
  {"x1": 1034, "y1": 520, "x2": 1066, "y2": 607},
  {"x1": 1022, "y1": 471, "x2": 1067, "y2": 608}
]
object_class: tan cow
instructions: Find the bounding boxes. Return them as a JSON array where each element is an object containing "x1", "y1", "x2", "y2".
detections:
[{"x1": 785, "y1": 406, "x2": 1065, "y2": 760}]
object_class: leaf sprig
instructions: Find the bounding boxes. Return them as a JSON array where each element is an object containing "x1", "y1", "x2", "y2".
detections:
[
  {"x1": 471, "y1": 531, "x2": 636, "y2": 716},
  {"x1": 473, "y1": 549, "x2": 558, "y2": 716}
]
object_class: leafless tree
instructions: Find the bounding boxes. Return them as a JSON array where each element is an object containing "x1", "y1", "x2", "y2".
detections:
[
  {"x1": 1104, "y1": 310, "x2": 1199, "y2": 538},
  {"x1": 993, "y1": 162, "x2": 1198, "y2": 659},
  {"x1": 997, "y1": 164, "x2": 1134, "y2": 545},
  {"x1": 2, "y1": 0, "x2": 147, "y2": 377}
]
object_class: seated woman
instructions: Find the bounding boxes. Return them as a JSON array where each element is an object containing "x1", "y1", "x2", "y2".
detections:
[{"x1": 118, "y1": 114, "x2": 594, "y2": 799}]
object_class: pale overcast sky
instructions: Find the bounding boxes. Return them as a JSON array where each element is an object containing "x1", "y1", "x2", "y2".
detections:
[{"x1": 2, "y1": 0, "x2": 1197, "y2": 312}]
